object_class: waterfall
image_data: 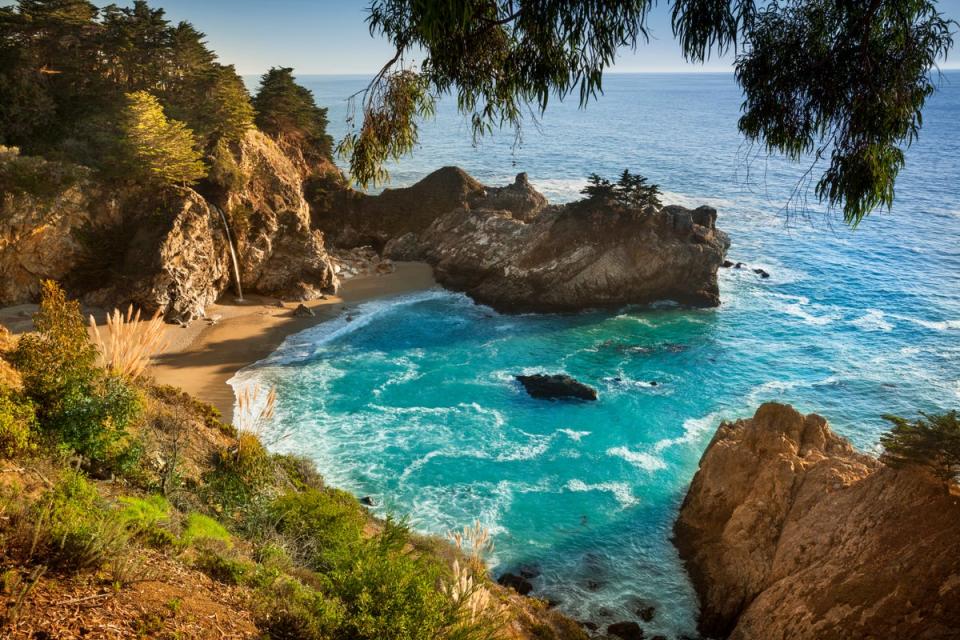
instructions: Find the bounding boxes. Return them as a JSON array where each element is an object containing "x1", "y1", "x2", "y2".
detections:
[{"x1": 214, "y1": 205, "x2": 244, "y2": 302}]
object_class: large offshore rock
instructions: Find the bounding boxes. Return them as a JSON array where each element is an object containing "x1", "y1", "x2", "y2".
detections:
[
  {"x1": 314, "y1": 167, "x2": 730, "y2": 311},
  {"x1": 674, "y1": 402, "x2": 960, "y2": 640}
]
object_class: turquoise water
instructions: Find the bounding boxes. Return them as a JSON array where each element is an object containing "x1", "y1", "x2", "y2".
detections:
[{"x1": 234, "y1": 74, "x2": 960, "y2": 637}]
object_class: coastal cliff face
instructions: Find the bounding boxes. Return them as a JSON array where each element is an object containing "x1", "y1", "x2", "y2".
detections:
[
  {"x1": 0, "y1": 133, "x2": 338, "y2": 321},
  {"x1": 314, "y1": 167, "x2": 730, "y2": 311},
  {"x1": 674, "y1": 403, "x2": 960, "y2": 640}
]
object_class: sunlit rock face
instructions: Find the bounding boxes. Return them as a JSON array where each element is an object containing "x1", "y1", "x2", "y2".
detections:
[{"x1": 674, "y1": 402, "x2": 960, "y2": 640}]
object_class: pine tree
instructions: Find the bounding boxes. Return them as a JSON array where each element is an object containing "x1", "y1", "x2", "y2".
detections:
[
  {"x1": 881, "y1": 411, "x2": 960, "y2": 485},
  {"x1": 120, "y1": 90, "x2": 206, "y2": 186},
  {"x1": 253, "y1": 67, "x2": 332, "y2": 162}
]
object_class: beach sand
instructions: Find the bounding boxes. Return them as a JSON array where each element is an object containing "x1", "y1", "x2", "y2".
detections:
[{"x1": 0, "y1": 262, "x2": 437, "y2": 422}]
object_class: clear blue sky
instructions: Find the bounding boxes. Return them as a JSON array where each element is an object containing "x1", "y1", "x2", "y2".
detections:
[
  {"x1": 7, "y1": 0, "x2": 960, "y2": 74},
  {"x1": 110, "y1": 0, "x2": 960, "y2": 75}
]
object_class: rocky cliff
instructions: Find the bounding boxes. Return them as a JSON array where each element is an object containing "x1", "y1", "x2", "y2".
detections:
[
  {"x1": 313, "y1": 168, "x2": 730, "y2": 312},
  {"x1": 674, "y1": 403, "x2": 960, "y2": 640},
  {"x1": 0, "y1": 132, "x2": 338, "y2": 322}
]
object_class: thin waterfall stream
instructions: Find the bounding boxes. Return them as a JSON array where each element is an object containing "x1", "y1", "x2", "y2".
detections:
[{"x1": 214, "y1": 204, "x2": 244, "y2": 302}]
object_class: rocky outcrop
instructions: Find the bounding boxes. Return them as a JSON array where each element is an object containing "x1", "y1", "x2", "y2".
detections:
[
  {"x1": 0, "y1": 132, "x2": 338, "y2": 322},
  {"x1": 0, "y1": 149, "x2": 104, "y2": 305},
  {"x1": 314, "y1": 167, "x2": 730, "y2": 312},
  {"x1": 224, "y1": 130, "x2": 338, "y2": 301},
  {"x1": 674, "y1": 403, "x2": 960, "y2": 640}
]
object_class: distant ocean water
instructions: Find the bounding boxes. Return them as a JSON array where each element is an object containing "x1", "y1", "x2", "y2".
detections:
[{"x1": 235, "y1": 73, "x2": 960, "y2": 636}]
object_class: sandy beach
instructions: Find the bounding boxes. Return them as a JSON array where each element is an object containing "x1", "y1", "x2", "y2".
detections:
[{"x1": 0, "y1": 262, "x2": 437, "y2": 422}]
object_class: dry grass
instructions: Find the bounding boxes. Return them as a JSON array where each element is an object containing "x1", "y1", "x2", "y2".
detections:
[
  {"x1": 233, "y1": 384, "x2": 284, "y2": 458},
  {"x1": 89, "y1": 306, "x2": 168, "y2": 379},
  {"x1": 443, "y1": 559, "x2": 496, "y2": 623},
  {"x1": 449, "y1": 520, "x2": 494, "y2": 575}
]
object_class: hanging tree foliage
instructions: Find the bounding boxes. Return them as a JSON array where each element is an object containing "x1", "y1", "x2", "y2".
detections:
[{"x1": 347, "y1": 0, "x2": 955, "y2": 225}]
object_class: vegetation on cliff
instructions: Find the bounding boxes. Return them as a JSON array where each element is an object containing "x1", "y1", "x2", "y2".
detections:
[
  {"x1": 0, "y1": 283, "x2": 584, "y2": 639},
  {"x1": 881, "y1": 410, "x2": 960, "y2": 484},
  {"x1": 0, "y1": 0, "x2": 329, "y2": 187}
]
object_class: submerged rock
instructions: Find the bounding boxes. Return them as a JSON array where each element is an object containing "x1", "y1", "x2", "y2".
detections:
[
  {"x1": 516, "y1": 374, "x2": 598, "y2": 401},
  {"x1": 674, "y1": 402, "x2": 960, "y2": 640},
  {"x1": 607, "y1": 621, "x2": 644, "y2": 640}
]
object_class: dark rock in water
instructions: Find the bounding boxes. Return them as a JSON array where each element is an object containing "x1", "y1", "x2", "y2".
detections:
[
  {"x1": 359, "y1": 496, "x2": 375, "y2": 506},
  {"x1": 649, "y1": 381, "x2": 659, "y2": 387},
  {"x1": 608, "y1": 621, "x2": 644, "y2": 640},
  {"x1": 518, "y1": 563, "x2": 541, "y2": 579},
  {"x1": 580, "y1": 621, "x2": 599, "y2": 632},
  {"x1": 293, "y1": 303, "x2": 314, "y2": 317},
  {"x1": 497, "y1": 572, "x2": 533, "y2": 595},
  {"x1": 517, "y1": 374, "x2": 598, "y2": 401},
  {"x1": 721, "y1": 260, "x2": 734, "y2": 268},
  {"x1": 734, "y1": 262, "x2": 744, "y2": 269},
  {"x1": 753, "y1": 268, "x2": 770, "y2": 279},
  {"x1": 637, "y1": 605, "x2": 655, "y2": 622},
  {"x1": 597, "y1": 607, "x2": 614, "y2": 618}
]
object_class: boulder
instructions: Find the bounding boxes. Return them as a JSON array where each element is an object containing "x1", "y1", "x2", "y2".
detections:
[
  {"x1": 517, "y1": 374, "x2": 598, "y2": 401},
  {"x1": 674, "y1": 403, "x2": 960, "y2": 640},
  {"x1": 497, "y1": 572, "x2": 534, "y2": 595},
  {"x1": 293, "y1": 304, "x2": 314, "y2": 318},
  {"x1": 607, "y1": 621, "x2": 644, "y2": 640}
]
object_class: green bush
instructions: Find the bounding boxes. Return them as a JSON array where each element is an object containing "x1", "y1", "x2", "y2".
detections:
[
  {"x1": 13, "y1": 281, "x2": 144, "y2": 475},
  {"x1": 194, "y1": 549, "x2": 256, "y2": 585},
  {"x1": 580, "y1": 169, "x2": 662, "y2": 209},
  {"x1": 331, "y1": 536, "x2": 456, "y2": 640},
  {"x1": 269, "y1": 487, "x2": 366, "y2": 571},
  {"x1": 258, "y1": 577, "x2": 345, "y2": 640},
  {"x1": 181, "y1": 513, "x2": 232, "y2": 549},
  {"x1": 118, "y1": 495, "x2": 176, "y2": 547},
  {"x1": 25, "y1": 471, "x2": 127, "y2": 572},
  {"x1": 0, "y1": 146, "x2": 85, "y2": 200},
  {"x1": 0, "y1": 391, "x2": 37, "y2": 458},
  {"x1": 881, "y1": 410, "x2": 960, "y2": 484}
]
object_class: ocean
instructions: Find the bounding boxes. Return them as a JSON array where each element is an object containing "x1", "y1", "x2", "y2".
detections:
[{"x1": 234, "y1": 73, "x2": 960, "y2": 636}]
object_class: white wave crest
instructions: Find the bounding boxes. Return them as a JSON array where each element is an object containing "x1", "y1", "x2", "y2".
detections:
[
  {"x1": 653, "y1": 411, "x2": 723, "y2": 453},
  {"x1": 565, "y1": 479, "x2": 639, "y2": 509},
  {"x1": 558, "y1": 428, "x2": 591, "y2": 442},
  {"x1": 606, "y1": 446, "x2": 667, "y2": 471},
  {"x1": 849, "y1": 309, "x2": 894, "y2": 332}
]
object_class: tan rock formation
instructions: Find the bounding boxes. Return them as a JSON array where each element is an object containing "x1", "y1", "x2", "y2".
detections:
[
  {"x1": 313, "y1": 167, "x2": 729, "y2": 311},
  {"x1": 674, "y1": 402, "x2": 960, "y2": 640}
]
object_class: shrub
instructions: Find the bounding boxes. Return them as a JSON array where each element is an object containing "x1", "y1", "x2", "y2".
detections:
[
  {"x1": 330, "y1": 536, "x2": 456, "y2": 640},
  {"x1": 13, "y1": 280, "x2": 98, "y2": 406},
  {"x1": 13, "y1": 282, "x2": 144, "y2": 475},
  {"x1": 0, "y1": 146, "x2": 85, "y2": 199},
  {"x1": 118, "y1": 495, "x2": 176, "y2": 547},
  {"x1": 257, "y1": 577, "x2": 345, "y2": 640},
  {"x1": 181, "y1": 513, "x2": 232, "y2": 549},
  {"x1": 0, "y1": 391, "x2": 36, "y2": 458},
  {"x1": 23, "y1": 471, "x2": 127, "y2": 573},
  {"x1": 207, "y1": 138, "x2": 249, "y2": 193},
  {"x1": 881, "y1": 410, "x2": 960, "y2": 485},
  {"x1": 269, "y1": 487, "x2": 366, "y2": 571},
  {"x1": 194, "y1": 549, "x2": 256, "y2": 585}
]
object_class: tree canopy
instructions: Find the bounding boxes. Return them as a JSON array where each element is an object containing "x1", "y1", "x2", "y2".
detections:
[
  {"x1": 120, "y1": 91, "x2": 207, "y2": 187},
  {"x1": 253, "y1": 67, "x2": 333, "y2": 163},
  {"x1": 881, "y1": 410, "x2": 960, "y2": 485},
  {"x1": 581, "y1": 170, "x2": 663, "y2": 209},
  {"x1": 347, "y1": 0, "x2": 955, "y2": 225},
  {"x1": 0, "y1": 0, "x2": 254, "y2": 174}
]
